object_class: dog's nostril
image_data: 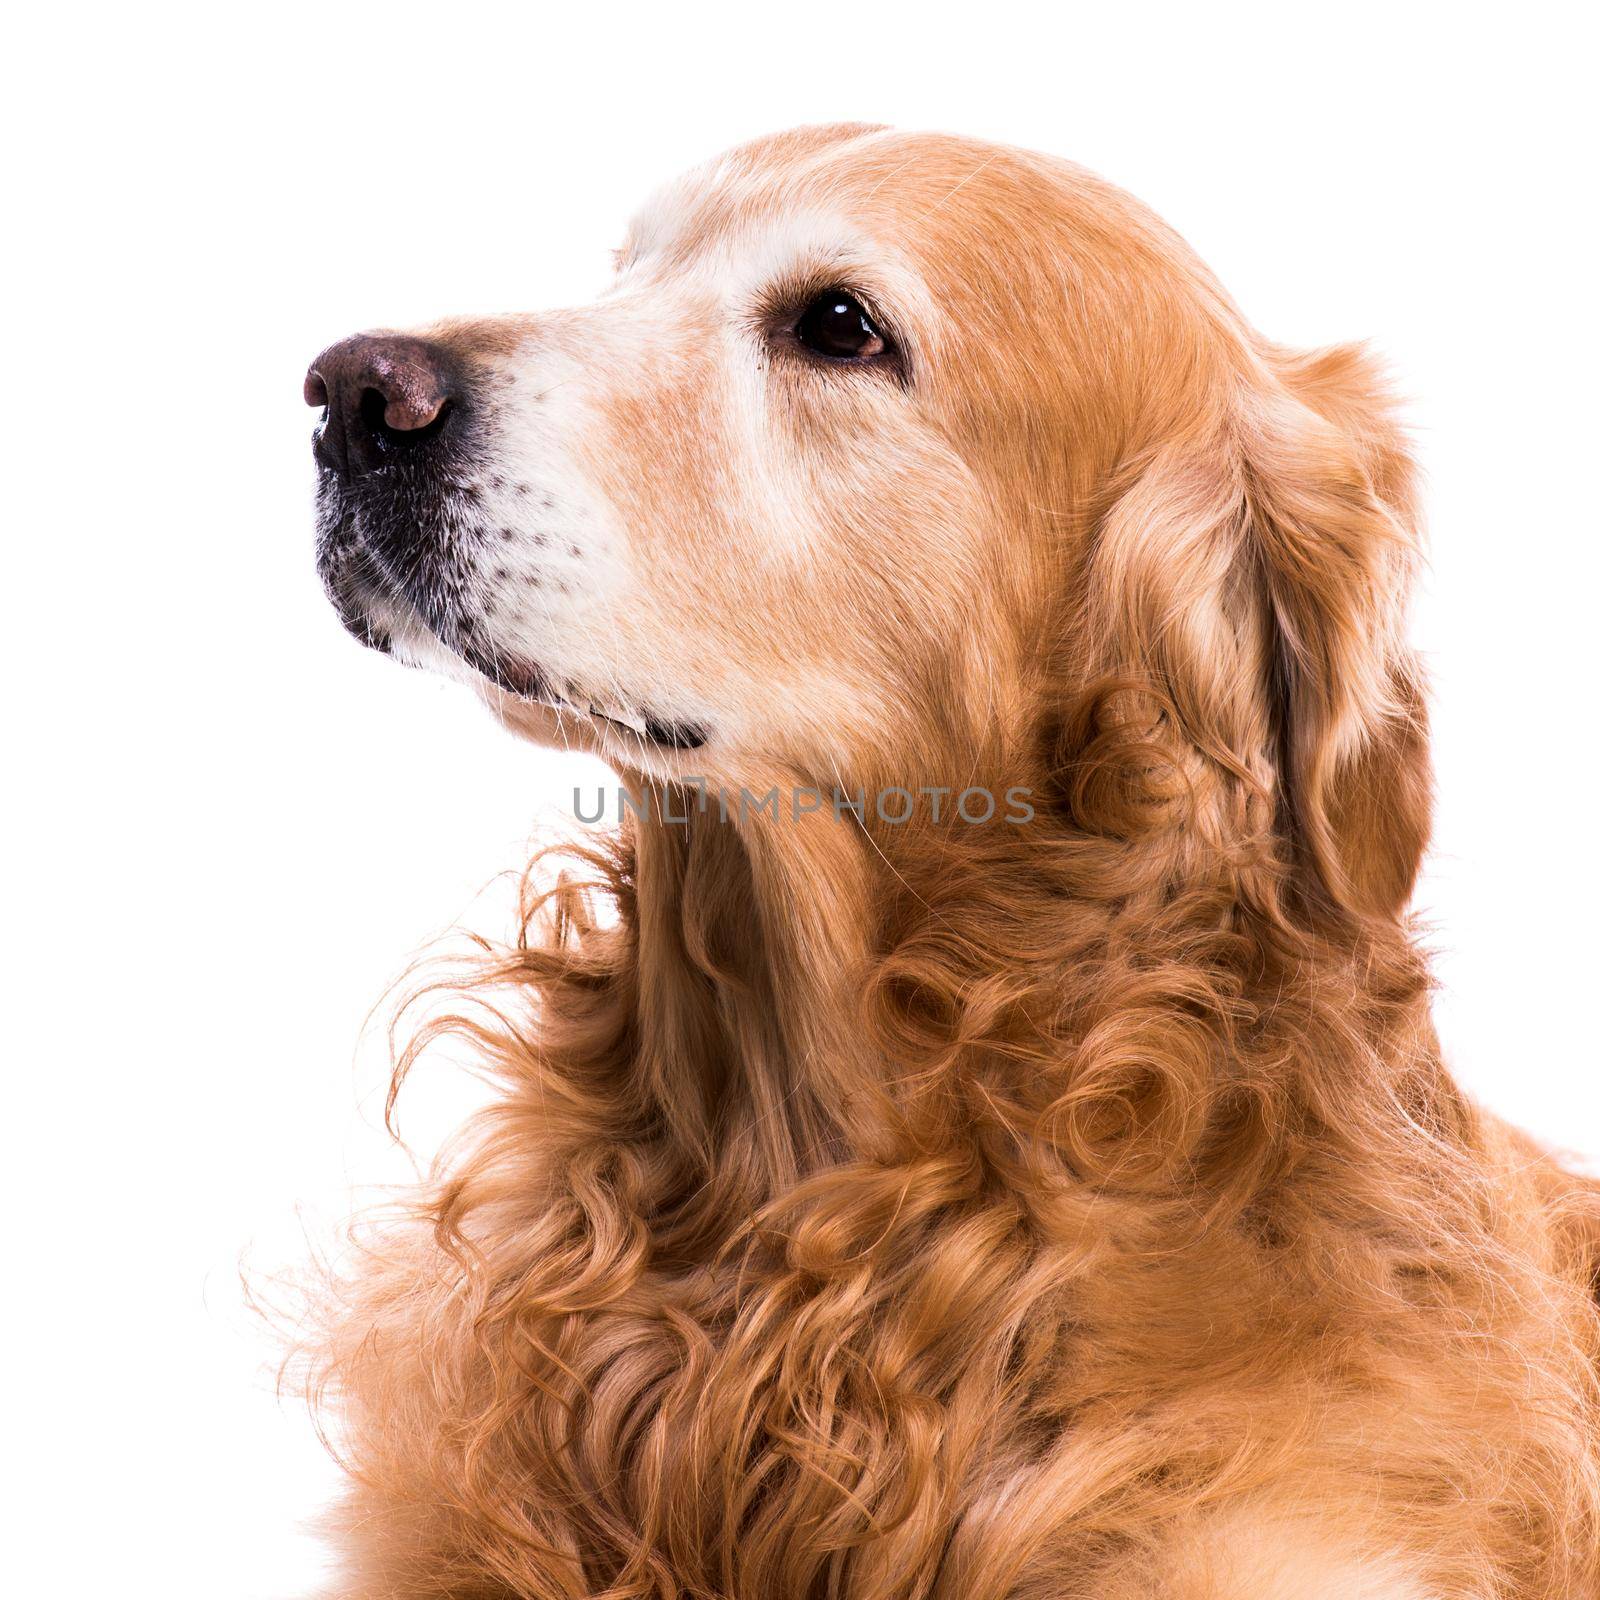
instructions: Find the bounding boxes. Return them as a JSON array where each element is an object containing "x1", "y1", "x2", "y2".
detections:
[
  {"x1": 358, "y1": 387, "x2": 387, "y2": 434},
  {"x1": 360, "y1": 387, "x2": 453, "y2": 450}
]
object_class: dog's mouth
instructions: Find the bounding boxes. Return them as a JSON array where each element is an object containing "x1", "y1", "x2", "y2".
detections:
[
  {"x1": 456, "y1": 638, "x2": 709, "y2": 750},
  {"x1": 317, "y1": 490, "x2": 708, "y2": 753}
]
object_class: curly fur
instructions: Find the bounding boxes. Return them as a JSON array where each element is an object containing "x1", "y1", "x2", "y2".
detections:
[{"x1": 293, "y1": 128, "x2": 1600, "y2": 1598}]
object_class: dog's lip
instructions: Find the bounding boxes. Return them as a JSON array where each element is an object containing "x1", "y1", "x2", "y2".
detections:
[
  {"x1": 459, "y1": 642, "x2": 708, "y2": 751},
  {"x1": 607, "y1": 710, "x2": 709, "y2": 751},
  {"x1": 459, "y1": 641, "x2": 552, "y2": 701}
]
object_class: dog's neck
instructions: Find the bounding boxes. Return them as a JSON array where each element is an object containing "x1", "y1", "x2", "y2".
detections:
[
  {"x1": 608, "y1": 760, "x2": 1444, "y2": 1238},
  {"x1": 628, "y1": 797, "x2": 881, "y2": 1192}
]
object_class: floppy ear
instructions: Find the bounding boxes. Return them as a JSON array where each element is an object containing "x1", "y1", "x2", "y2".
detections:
[{"x1": 1079, "y1": 343, "x2": 1431, "y2": 923}]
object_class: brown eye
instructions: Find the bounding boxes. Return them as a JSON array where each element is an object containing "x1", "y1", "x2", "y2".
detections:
[{"x1": 794, "y1": 291, "x2": 888, "y2": 361}]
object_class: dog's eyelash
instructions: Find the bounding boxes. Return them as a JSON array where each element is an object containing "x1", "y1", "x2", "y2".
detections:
[{"x1": 755, "y1": 277, "x2": 906, "y2": 378}]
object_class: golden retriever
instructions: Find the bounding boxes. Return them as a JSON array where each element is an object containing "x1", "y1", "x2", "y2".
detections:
[{"x1": 300, "y1": 124, "x2": 1600, "y2": 1599}]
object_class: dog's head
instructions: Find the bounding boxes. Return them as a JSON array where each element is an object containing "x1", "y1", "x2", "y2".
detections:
[{"x1": 309, "y1": 124, "x2": 1428, "y2": 922}]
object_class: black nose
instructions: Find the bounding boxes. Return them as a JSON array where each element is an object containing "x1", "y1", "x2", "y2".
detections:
[{"x1": 304, "y1": 334, "x2": 458, "y2": 475}]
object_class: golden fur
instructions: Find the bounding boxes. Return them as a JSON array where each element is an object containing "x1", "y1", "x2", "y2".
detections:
[{"x1": 298, "y1": 126, "x2": 1600, "y2": 1597}]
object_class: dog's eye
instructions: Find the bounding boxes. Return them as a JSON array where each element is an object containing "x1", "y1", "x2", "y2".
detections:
[{"x1": 794, "y1": 292, "x2": 888, "y2": 361}]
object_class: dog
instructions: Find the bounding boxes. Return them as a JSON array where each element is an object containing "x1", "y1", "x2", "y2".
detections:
[{"x1": 301, "y1": 124, "x2": 1600, "y2": 1599}]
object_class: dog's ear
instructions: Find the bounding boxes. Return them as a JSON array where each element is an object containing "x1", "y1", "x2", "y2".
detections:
[{"x1": 1078, "y1": 343, "x2": 1431, "y2": 922}]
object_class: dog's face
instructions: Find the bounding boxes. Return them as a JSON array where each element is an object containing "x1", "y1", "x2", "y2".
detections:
[
  {"x1": 311, "y1": 126, "x2": 1219, "y2": 784},
  {"x1": 310, "y1": 124, "x2": 1428, "y2": 919}
]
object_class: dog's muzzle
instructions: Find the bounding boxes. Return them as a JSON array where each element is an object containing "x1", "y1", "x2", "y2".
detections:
[{"x1": 304, "y1": 335, "x2": 710, "y2": 753}]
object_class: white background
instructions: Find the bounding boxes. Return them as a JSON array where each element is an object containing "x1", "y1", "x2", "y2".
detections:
[{"x1": 6, "y1": 3, "x2": 1597, "y2": 1593}]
